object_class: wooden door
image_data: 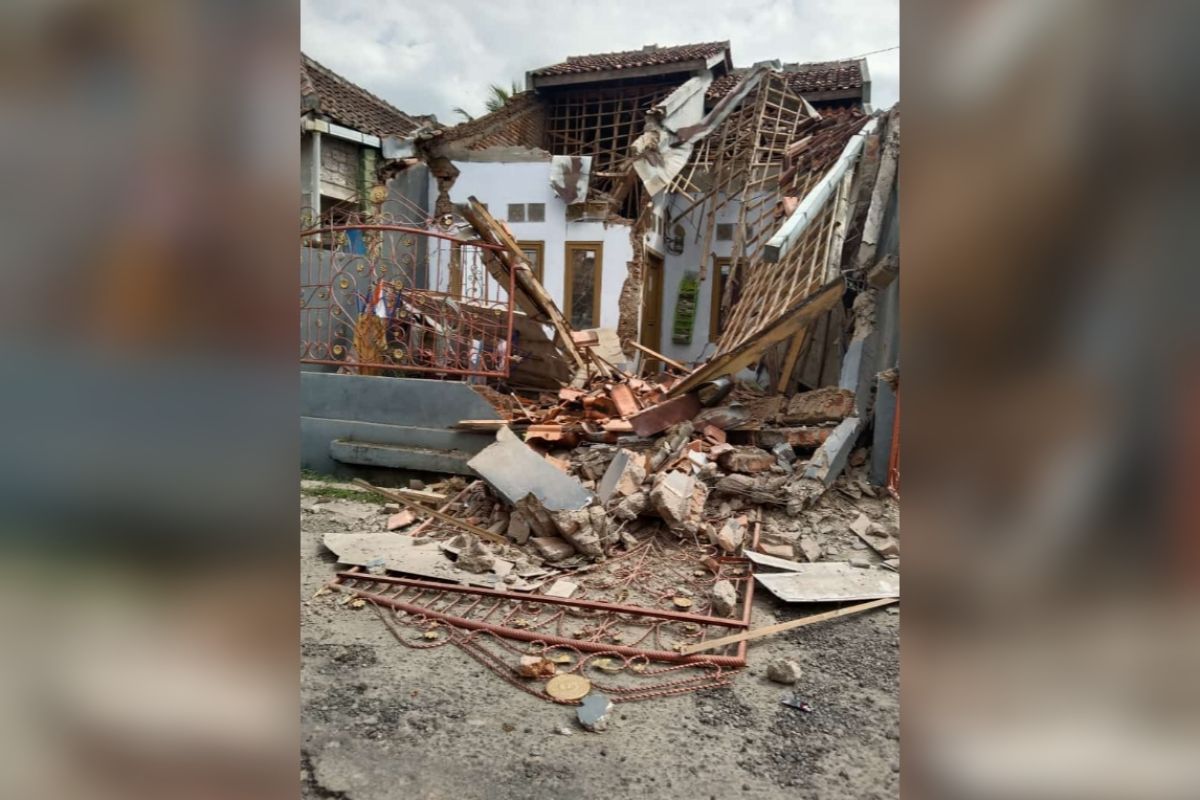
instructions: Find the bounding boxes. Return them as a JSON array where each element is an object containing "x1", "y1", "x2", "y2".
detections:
[{"x1": 640, "y1": 251, "x2": 665, "y2": 368}]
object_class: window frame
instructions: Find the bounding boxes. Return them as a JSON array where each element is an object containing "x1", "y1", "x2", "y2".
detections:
[
  {"x1": 507, "y1": 203, "x2": 526, "y2": 222},
  {"x1": 517, "y1": 240, "x2": 545, "y2": 284},
  {"x1": 564, "y1": 241, "x2": 604, "y2": 330}
]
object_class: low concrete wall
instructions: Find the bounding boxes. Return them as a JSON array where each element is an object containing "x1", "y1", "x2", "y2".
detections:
[{"x1": 300, "y1": 372, "x2": 502, "y2": 478}]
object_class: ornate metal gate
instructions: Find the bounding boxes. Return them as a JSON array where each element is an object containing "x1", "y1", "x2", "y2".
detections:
[{"x1": 300, "y1": 211, "x2": 514, "y2": 379}]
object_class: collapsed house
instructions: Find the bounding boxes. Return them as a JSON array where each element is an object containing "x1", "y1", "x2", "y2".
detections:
[{"x1": 301, "y1": 43, "x2": 899, "y2": 707}]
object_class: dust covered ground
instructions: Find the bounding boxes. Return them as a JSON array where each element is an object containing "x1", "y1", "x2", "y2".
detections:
[{"x1": 300, "y1": 479, "x2": 899, "y2": 800}]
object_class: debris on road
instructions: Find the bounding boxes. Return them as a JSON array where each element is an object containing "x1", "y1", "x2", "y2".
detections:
[
  {"x1": 767, "y1": 659, "x2": 804, "y2": 685},
  {"x1": 577, "y1": 692, "x2": 614, "y2": 732},
  {"x1": 546, "y1": 673, "x2": 592, "y2": 702},
  {"x1": 754, "y1": 562, "x2": 900, "y2": 603},
  {"x1": 304, "y1": 68, "x2": 900, "y2": 709}
]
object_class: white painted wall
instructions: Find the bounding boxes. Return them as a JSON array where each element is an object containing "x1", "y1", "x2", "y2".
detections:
[
  {"x1": 432, "y1": 161, "x2": 634, "y2": 330},
  {"x1": 658, "y1": 192, "x2": 744, "y2": 364}
]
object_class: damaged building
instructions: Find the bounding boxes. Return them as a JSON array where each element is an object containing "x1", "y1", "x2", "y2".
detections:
[
  {"x1": 384, "y1": 42, "x2": 875, "y2": 365},
  {"x1": 301, "y1": 39, "x2": 900, "y2": 731},
  {"x1": 300, "y1": 40, "x2": 897, "y2": 498}
]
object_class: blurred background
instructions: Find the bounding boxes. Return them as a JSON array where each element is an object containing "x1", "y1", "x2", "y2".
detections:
[
  {"x1": 0, "y1": 0, "x2": 298, "y2": 798},
  {"x1": 1, "y1": 0, "x2": 1198, "y2": 797},
  {"x1": 903, "y1": 0, "x2": 1200, "y2": 797}
]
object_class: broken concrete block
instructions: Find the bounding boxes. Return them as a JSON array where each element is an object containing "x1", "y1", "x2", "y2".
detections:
[
  {"x1": 714, "y1": 517, "x2": 746, "y2": 554},
  {"x1": 717, "y1": 446, "x2": 777, "y2": 474},
  {"x1": 782, "y1": 387, "x2": 856, "y2": 425},
  {"x1": 590, "y1": 505, "x2": 615, "y2": 550},
  {"x1": 506, "y1": 511, "x2": 532, "y2": 544},
  {"x1": 767, "y1": 659, "x2": 803, "y2": 685},
  {"x1": 596, "y1": 449, "x2": 646, "y2": 503},
  {"x1": 531, "y1": 537, "x2": 576, "y2": 562},
  {"x1": 514, "y1": 494, "x2": 560, "y2": 539},
  {"x1": 612, "y1": 490, "x2": 648, "y2": 521},
  {"x1": 849, "y1": 555, "x2": 872, "y2": 568},
  {"x1": 550, "y1": 507, "x2": 605, "y2": 558},
  {"x1": 849, "y1": 513, "x2": 871, "y2": 537},
  {"x1": 772, "y1": 441, "x2": 797, "y2": 465},
  {"x1": 649, "y1": 470, "x2": 707, "y2": 535},
  {"x1": 710, "y1": 579, "x2": 739, "y2": 618},
  {"x1": 468, "y1": 427, "x2": 593, "y2": 512},
  {"x1": 758, "y1": 542, "x2": 795, "y2": 560},
  {"x1": 797, "y1": 535, "x2": 822, "y2": 563},
  {"x1": 456, "y1": 540, "x2": 497, "y2": 574},
  {"x1": 544, "y1": 579, "x2": 578, "y2": 598}
]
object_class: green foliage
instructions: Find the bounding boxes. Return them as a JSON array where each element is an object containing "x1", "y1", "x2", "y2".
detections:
[
  {"x1": 484, "y1": 81, "x2": 523, "y2": 113},
  {"x1": 672, "y1": 271, "x2": 700, "y2": 345}
]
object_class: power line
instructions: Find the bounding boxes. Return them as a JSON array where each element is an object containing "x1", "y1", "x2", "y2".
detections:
[{"x1": 849, "y1": 45, "x2": 899, "y2": 59}]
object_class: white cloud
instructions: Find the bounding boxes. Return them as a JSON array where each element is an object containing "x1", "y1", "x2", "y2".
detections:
[{"x1": 301, "y1": 0, "x2": 898, "y2": 123}]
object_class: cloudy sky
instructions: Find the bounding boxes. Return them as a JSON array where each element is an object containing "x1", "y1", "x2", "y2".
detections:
[{"x1": 301, "y1": 0, "x2": 898, "y2": 123}]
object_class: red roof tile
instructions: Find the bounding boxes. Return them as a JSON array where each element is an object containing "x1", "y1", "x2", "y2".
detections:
[
  {"x1": 707, "y1": 60, "x2": 864, "y2": 102},
  {"x1": 531, "y1": 41, "x2": 729, "y2": 78},
  {"x1": 301, "y1": 54, "x2": 422, "y2": 138}
]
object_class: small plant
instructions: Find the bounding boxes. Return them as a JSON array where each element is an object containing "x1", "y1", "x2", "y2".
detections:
[{"x1": 672, "y1": 271, "x2": 700, "y2": 345}]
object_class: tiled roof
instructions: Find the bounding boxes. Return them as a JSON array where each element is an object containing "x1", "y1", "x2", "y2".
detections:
[
  {"x1": 707, "y1": 59, "x2": 864, "y2": 101},
  {"x1": 531, "y1": 41, "x2": 729, "y2": 78},
  {"x1": 301, "y1": 54, "x2": 421, "y2": 138},
  {"x1": 439, "y1": 92, "x2": 546, "y2": 151}
]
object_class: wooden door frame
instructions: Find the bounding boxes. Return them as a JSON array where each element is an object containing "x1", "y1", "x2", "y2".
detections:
[
  {"x1": 564, "y1": 241, "x2": 604, "y2": 329},
  {"x1": 517, "y1": 240, "x2": 545, "y2": 284},
  {"x1": 640, "y1": 248, "x2": 666, "y2": 358},
  {"x1": 709, "y1": 256, "x2": 732, "y2": 342}
]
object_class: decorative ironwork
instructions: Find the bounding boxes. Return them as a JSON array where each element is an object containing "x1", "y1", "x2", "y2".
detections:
[{"x1": 300, "y1": 210, "x2": 515, "y2": 379}]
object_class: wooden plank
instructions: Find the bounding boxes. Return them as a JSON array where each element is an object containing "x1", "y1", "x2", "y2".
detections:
[
  {"x1": 775, "y1": 329, "x2": 808, "y2": 394},
  {"x1": 352, "y1": 479, "x2": 508, "y2": 546},
  {"x1": 668, "y1": 279, "x2": 844, "y2": 396},
  {"x1": 461, "y1": 197, "x2": 587, "y2": 371},
  {"x1": 624, "y1": 339, "x2": 687, "y2": 373},
  {"x1": 676, "y1": 598, "x2": 898, "y2": 655}
]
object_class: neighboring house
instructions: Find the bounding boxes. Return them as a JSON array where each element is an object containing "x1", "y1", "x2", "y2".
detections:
[
  {"x1": 394, "y1": 42, "x2": 874, "y2": 367},
  {"x1": 301, "y1": 53, "x2": 427, "y2": 225}
]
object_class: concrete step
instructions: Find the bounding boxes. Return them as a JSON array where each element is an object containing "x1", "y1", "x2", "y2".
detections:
[{"x1": 329, "y1": 439, "x2": 476, "y2": 475}]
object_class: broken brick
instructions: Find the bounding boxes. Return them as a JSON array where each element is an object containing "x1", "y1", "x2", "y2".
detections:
[
  {"x1": 782, "y1": 387, "x2": 855, "y2": 425},
  {"x1": 608, "y1": 383, "x2": 640, "y2": 418},
  {"x1": 629, "y1": 393, "x2": 702, "y2": 437},
  {"x1": 386, "y1": 510, "x2": 416, "y2": 530},
  {"x1": 519, "y1": 655, "x2": 558, "y2": 678},
  {"x1": 717, "y1": 446, "x2": 777, "y2": 474},
  {"x1": 699, "y1": 423, "x2": 727, "y2": 445}
]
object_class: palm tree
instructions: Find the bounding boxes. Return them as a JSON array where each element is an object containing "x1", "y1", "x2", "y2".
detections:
[
  {"x1": 452, "y1": 107, "x2": 475, "y2": 122},
  {"x1": 484, "y1": 81, "x2": 523, "y2": 113}
]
